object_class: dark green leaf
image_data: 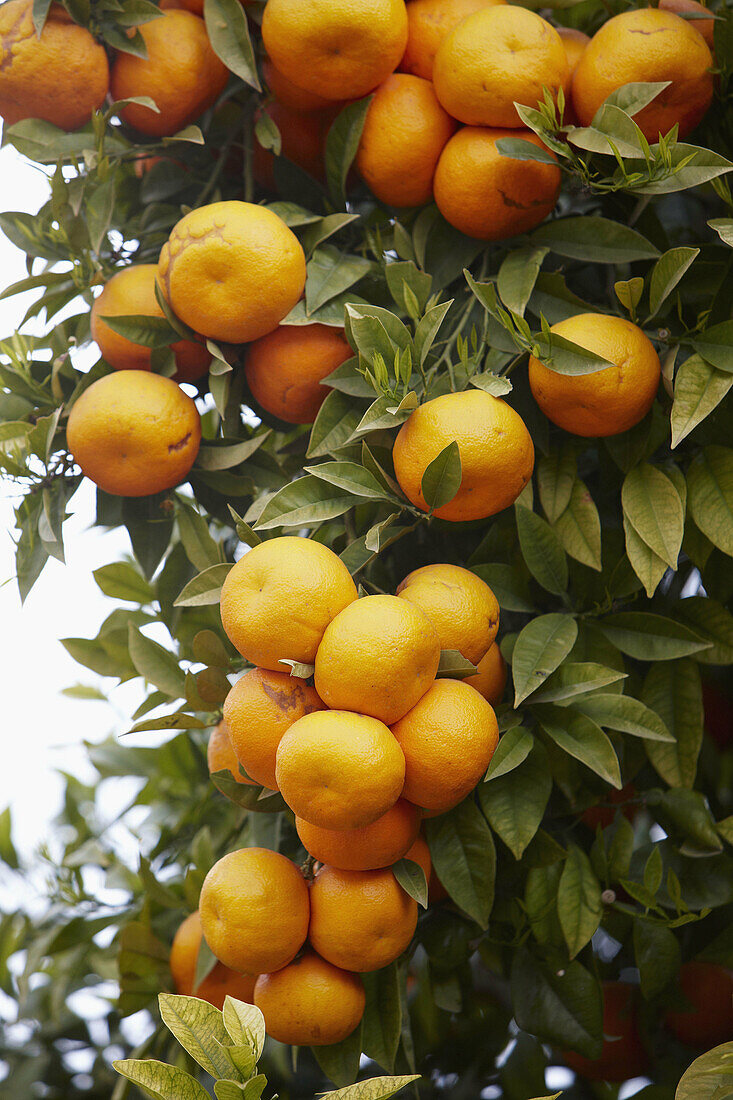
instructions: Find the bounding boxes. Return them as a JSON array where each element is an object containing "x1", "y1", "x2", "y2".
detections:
[
  {"x1": 425, "y1": 799, "x2": 495, "y2": 927},
  {"x1": 203, "y1": 0, "x2": 260, "y2": 88},
  {"x1": 479, "y1": 743, "x2": 552, "y2": 859},
  {"x1": 512, "y1": 613, "x2": 578, "y2": 705},
  {"x1": 421, "y1": 441, "x2": 461, "y2": 512}
]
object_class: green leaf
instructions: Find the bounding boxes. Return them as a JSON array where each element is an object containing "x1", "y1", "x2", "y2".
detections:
[
  {"x1": 497, "y1": 247, "x2": 548, "y2": 316},
  {"x1": 536, "y1": 704, "x2": 622, "y2": 788},
  {"x1": 174, "y1": 563, "x2": 232, "y2": 608},
  {"x1": 531, "y1": 216, "x2": 660, "y2": 263},
  {"x1": 552, "y1": 478, "x2": 602, "y2": 571},
  {"x1": 597, "y1": 612, "x2": 711, "y2": 661},
  {"x1": 510, "y1": 949, "x2": 602, "y2": 1060},
  {"x1": 255, "y1": 475, "x2": 360, "y2": 530},
  {"x1": 622, "y1": 463, "x2": 684, "y2": 569},
  {"x1": 557, "y1": 844, "x2": 602, "y2": 958},
  {"x1": 643, "y1": 659, "x2": 703, "y2": 788},
  {"x1": 304, "y1": 461, "x2": 396, "y2": 502},
  {"x1": 325, "y1": 97, "x2": 372, "y2": 208},
  {"x1": 633, "y1": 142, "x2": 733, "y2": 196},
  {"x1": 537, "y1": 448, "x2": 576, "y2": 524},
  {"x1": 392, "y1": 858, "x2": 427, "y2": 909},
  {"x1": 495, "y1": 137, "x2": 560, "y2": 165},
  {"x1": 313, "y1": 1023, "x2": 363, "y2": 1088},
  {"x1": 671, "y1": 355, "x2": 733, "y2": 448},
  {"x1": 421, "y1": 441, "x2": 461, "y2": 512},
  {"x1": 648, "y1": 247, "x2": 699, "y2": 316},
  {"x1": 203, "y1": 0, "x2": 260, "y2": 88},
  {"x1": 484, "y1": 725, "x2": 533, "y2": 781},
  {"x1": 112, "y1": 1059, "x2": 211, "y2": 1100},
  {"x1": 688, "y1": 446, "x2": 733, "y2": 557},
  {"x1": 436, "y1": 649, "x2": 478, "y2": 680},
  {"x1": 531, "y1": 330, "x2": 614, "y2": 376},
  {"x1": 531, "y1": 663, "x2": 627, "y2": 704},
  {"x1": 469, "y1": 370, "x2": 513, "y2": 397},
  {"x1": 675, "y1": 1041, "x2": 733, "y2": 1100},
  {"x1": 196, "y1": 433, "x2": 269, "y2": 471},
  {"x1": 512, "y1": 613, "x2": 578, "y2": 705},
  {"x1": 425, "y1": 799, "x2": 495, "y2": 928},
  {"x1": 414, "y1": 300, "x2": 452, "y2": 366},
  {"x1": 572, "y1": 693, "x2": 673, "y2": 742},
  {"x1": 479, "y1": 743, "x2": 552, "y2": 859},
  {"x1": 361, "y1": 966, "x2": 402, "y2": 1074},
  {"x1": 128, "y1": 626, "x2": 185, "y2": 698},
  {"x1": 302, "y1": 213, "x2": 359, "y2": 255},
  {"x1": 306, "y1": 248, "x2": 371, "y2": 315},
  {"x1": 308, "y1": 389, "x2": 364, "y2": 458},
  {"x1": 676, "y1": 596, "x2": 733, "y2": 665},
  {"x1": 634, "y1": 919, "x2": 680, "y2": 999},
  {"x1": 97, "y1": 313, "x2": 181, "y2": 348},
  {"x1": 221, "y1": 998, "x2": 265, "y2": 1062},
  {"x1": 127, "y1": 710, "x2": 207, "y2": 733},
  {"x1": 614, "y1": 276, "x2": 644, "y2": 314},
  {"x1": 624, "y1": 518, "x2": 668, "y2": 598},
  {"x1": 93, "y1": 561, "x2": 154, "y2": 604},
  {"x1": 515, "y1": 506, "x2": 568, "y2": 595},
  {"x1": 470, "y1": 563, "x2": 534, "y2": 613},
  {"x1": 320, "y1": 1076, "x2": 421, "y2": 1100},
  {"x1": 158, "y1": 993, "x2": 237, "y2": 1080},
  {"x1": 87, "y1": 178, "x2": 116, "y2": 254},
  {"x1": 177, "y1": 501, "x2": 221, "y2": 571},
  {"x1": 691, "y1": 320, "x2": 733, "y2": 373},
  {"x1": 709, "y1": 218, "x2": 733, "y2": 247}
]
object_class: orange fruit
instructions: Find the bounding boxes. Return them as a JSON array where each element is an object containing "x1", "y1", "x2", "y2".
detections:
[
  {"x1": 262, "y1": 0, "x2": 409, "y2": 101},
  {"x1": 219, "y1": 536, "x2": 357, "y2": 670},
  {"x1": 244, "y1": 324, "x2": 352, "y2": 425},
  {"x1": 391, "y1": 678, "x2": 499, "y2": 812},
  {"x1": 356, "y1": 74, "x2": 455, "y2": 207},
  {"x1": 464, "y1": 643, "x2": 507, "y2": 705},
  {"x1": 262, "y1": 56, "x2": 340, "y2": 112},
  {"x1": 222, "y1": 668, "x2": 325, "y2": 791},
  {"x1": 0, "y1": 0, "x2": 108, "y2": 130},
  {"x1": 400, "y1": 0, "x2": 506, "y2": 82},
  {"x1": 314, "y1": 594, "x2": 441, "y2": 724},
  {"x1": 207, "y1": 720, "x2": 255, "y2": 786},
  {"x1": 581, "y1": 782, "x2": 636, "y2": 831},
  {"x1": 253, "y1": 100, "x2": 334, "y2": 188},
  {"x1": 254, "y1": 950, "x2": 365, "y2": 1046},
  {"x1": 665, "y1": 962, "x2": 733, "y2": 1048},
  {"x1": 91, "y1": 265, "x2": 211, "y2": 383},
  {"x1": 404, "y1": 834, "x2": 431, "y2": 880},
  {"x1": 433, "y1": 6, "x2": 569, "y2": 127},
  {"x1": 393, "y1": 390, "x2": 535, "y2": 521},
  {"x1": 295, "y1": 799, "x2": 422, "y2": 870},
  {"x1": 563, "y1": 982, "x2": 649, "y2": 1082},
  {"x1": 433, "y1": 127, "x2": 561, "y2": 240},
  {"x1": 396, "y1": 563, "x2": 499, "y2": 666},
  {"x1": 66, "y1": 371, "x2": 201, "y2": 497},
  {"x1": 571, "y1": 9, "x2": 713, "y2": 142},
  {"x1": 111, "y1": 11, "x2": 229, "y2": 137},
  {"x1": 199, "y1": 848, "x2": 310, "y2": 975},
  {"x1": 158, "y1": 201, "x2": 306, "y2": 345},
  {"x1": 308, "y1": 864, "x2": 418, "y2": 972},
  {"x1": 275, "y1": 710, "x2": 406, "y2": 830},
  {"x1": 557, "y1": 26, "x2": 590, "y2": 77},
  {"x1": 170, "y1": 911, "x2": 256, "y2": 1009},
  {"x1": 659, "y1": 0, "x2": 715, "y2": 50},
  {"x1": 528, "y1": 313, "x2": 661, "y2": 438}
]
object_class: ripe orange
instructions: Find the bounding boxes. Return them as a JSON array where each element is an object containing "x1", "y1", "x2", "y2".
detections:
[
  {"x1": 0, "y1": 0, "x2": 108, "y2": 131},
  {"x1": 222, "y1": 668, "x2": 325, "y2": 791},
  {"x1": 433, "y1": 127, "x2": 561, "y2": 241},
  {"x1": 433, "y1": 6, "x2": 569, "y2": 127},
  {"x1": 170, "y1": 911, "x2": 256, "y2": 1009},
  {"x1": 66, "y1": 371, "x2": 201, "y2": 497},
  {"x1": 557, "y1": 26, "x2": 589, "y2": 77},
  {"x1": 262, "y1": 0, "x2": 408, "y2": 101},
  {"x1": 659, "y1": 0, "x2": 715, "y2": 50},
  {"x1": 244, "y1": 324, "x2": 352, "y2": 425},
  {"x1": 571, "y1": 9, "x2": 713, "y2": 142},
  {"x1": 400, "y1": 0, "x2": 506, "y2": 82},
  {"x1": 111, "y1": 11, "x2": 229, "y2": 137},
  {"x1": 665, "y1": 962, "x2": 733, "y2": 1048},
  {"x1": 393, "y1": 390, "x2": 535, "y2": 521},
  {"x1": 308, "y1": 864, "x2": 418, "y2": 972},
  {"x1": 91, "y1": 265, "x2": 211, "y2": 383},
  {"x1": 275, "y1": 710, "x2": 405, "y2": 830},
  {"x1": 404, "y1": 834, "x2": 431, "y2": 880},
  {"x1": 563, "y1": 982, "x2": 649, "y2": 1082},
  {"x1": 219, "y1": 536, "x2": 357, "y2": 670},
  {"x1": 464, "y1": 643, "x2": 507, "y2": 705},
  {"x1": 295, "y1": 799, "x2": 421, "y2": 870},
  {"x1": 396, "y1": 563, "x2": 499, "y2": 666},
  {"x1": 356, "y1": 74, "x2": 455, "y2": 207},
  {"x1": 254, "y1": 950, "x2": 365, "y2": 1046},
  {"x1": 528, "y1": 313, "x2": 661, "y2": 438},
  {"x1": 391, "y1": 678, "x2": 499, "y2": 812},
  {"x1": 253, "y1": 100, "x2": 334, "y2": 189},
  {"x1": 199, "y1": 848, "x2": 309, "y2": 975},
  {"x1": 158, "y1": 200, "x2": 306, "y2": 345},
  {"x1": 262, "y1": 56, "x2": 340, "y2": 112},
  {"x1": 207, "y1": 720, "x2": 255, "y2": 786},
  {"x1": 314, "y1": 594, "x2": 441, "y2": 724}
]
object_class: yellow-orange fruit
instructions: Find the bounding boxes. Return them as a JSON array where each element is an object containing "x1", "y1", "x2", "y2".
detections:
[
  {"x1": 254, "y1": 951, "x2": 365, "y2": 1046},
  {"x1": 262, "y1": 56, "x2": 341, "y2": 112},
  {"x1": 170, "y1": 911, "x2": 256, "y2": 1008},
  {"x1": 253, "y1": 100, "x2": 335, "y2": 188},
  {"x1": 207, "y1": 720, "x2": 255, "y2": 785},
  {"x1": 404, "y1": 834, "x2": 432, "y2": 881},
  {"x1": 659, "y1": 0, "x2": 715, "y2": 50},
  {"x1": 244, "y1": 324, "x2": 352, "y2": 425},
  {"x1": 296, "y1": 799, "x2": 422, "y2": 870},
  {"x1": 396, "y1": 563, "x2": 499, "y2": 665},
  {"x1": 400, "y1": 0, "x2": 506, "y2": 81},
  {"x1": 557, "y1": 26, "x2": 590, "y2": 77},
  {"x1": 464, "y1": 643, "x2": 507, "y2": 705},
  {"x1": 665, "y1": 962, "x2": 733, "y2": 1048}
]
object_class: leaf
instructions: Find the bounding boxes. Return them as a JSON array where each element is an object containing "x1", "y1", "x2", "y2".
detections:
[
  {"x1": 479, "y1": 743, "x2": 552, "y2": 859},
  {"x1": 643, "y1": 659, "x2": 703, "y2": 788},
  {"x1": 709, "y1": 218, "x2": 733, "y2": 247},
  {"x1": 255, "y1": 475, "x2": 360, "y2": 530},
  {"x1": 614, "y1": 276, "x2": 644, "y2": 313},
  {"x1": 174, "y1": 564, "x2": 232, "y2": 608},
  {"x1": 97, "y1": 313, "x2": 181, "y2": 348},
  {"x1": 510, "y1": 949, "x2": 602, "y2": 1060},
  {"x1": 632, "y1": 142, "x2": 733, "y2": 196},
  {"x1": 436, "y1": 649, "x2": 478, "y2": 680},
  {"x1": 512, "y1": 614, "x2": 578, "y2": 706},
  {"x1": 177, "y1": 501, "x2": 221, "y2": 571},
  {"x1": 425, "y1": 799, "x2": 495, "y2": 928},
  {"x1": 392, "y1": 858, "x2": 427, "y2": 909},
  {"x1": 93, "y1": 562, "x2": 154, "y2": 604},
  {"x1": 622, "y1": 463, "x2": 684, "y2": 569},
  {"x1": 421, "y1": 441, "x2": 461, "y2": 511},
  {"x1": 495, "y1": 137, "x2": 561, "y2": 165},
  {"x1": 531, "y1": 663, "x2": 627, "y2": 704},
  {"x1": 470, "y1": 563, "x2": 534, "y2": 613},
  {"x1": 531, "y1": 330, "x2": 614, "y2": 376},
  {"x1": 671, "y1": 355, "x2": 733, "y2": 448},
  {"x1": 469, "y1": 370, "x2": 513, "y2": 397},
  {"x1": 127, "y1": 710, "x2": 207, "y2": 734},
  {"x1": 597, "y1": 612, "x2": 711, "y2": 661},
  {"x1": 320, "y1": 1076, "x2": 421, "y2": 1100},
  {"x1": 552, "y1": 478, "x2": 602, "y2": 571},
  {"x1": 531, "y1": 216, "x2": 660, "y2": 263},
  {"x1": 675, "y1": 1042, "x2": 733, "y2": 1100},
  {"x1": 624, "y1": 518, "x2": 668, "y2": 598},
  {"x1": 572, "y1": 693, "x2": 673, "y2": 742},
  {"x1": 648, "y1": 247, "x2": 699, "y2": 315},
  {"x1": 313, "y1": 1024, "x2": 363, "y2": 1088},
  {"x1": 497, "y1": 247, "x2": 549, "y2": 316},
  {"x1": 537, "y1": 448, "x2": 576, "y2": 524},
  {"x1": 484, "y1": 725, "x2": 533, "y2": 781},
  {"x1": 304, "y1": 461, "x2": 396, "y2": 502},
  {"x1": 308, "y1": 389, "x2": 364, "y2": 458},
  {"x1": 515, "y1": 506, "x2": 568, "y2": 595},
  {"x1": 676, "y1": 596, "x2": 733, "y2": 665},
  {"x1": 361, "y1": 966, "x2": 402, "y2": 1074},
  {"x1": 158, "y1": 994, "x2": 237, "y2": 1080},
  {"x1": 691, "y1": 320, "x2": 733, "y2": 373},
  {"x1": 196, "y1": 433, "x2": 269, "y2": 471},
  {"x1": 325, "y1": 97, "x2": 372, "y2": 208},
  {"x1": 557, "y1": 844, "x2": 602, "y2": 958},
  {"x1": 222, "y1": 998, "x2": 265, "y2": 1063},
  {"x1": 535, "y1": 704, "x2": 622, "y2": 788},
  {"x1": 128, "y1": 626, "x2": 185, "y2": 698},
  {"x1": 203, "y1": 0, "x2": 260, "y2": 88},
  {"x1": 306, "y1": 249, "x2": 371, "y2": 315},
  {"x1": 633, "y1": 919, "x2": 680, "y2": 999},
  {"x1": 688, "y1": 446, "x2": 733, "y2": 557},
  {"x1": 414, "y1": 300, "x2": 452, "y2": 366},
  {"x1": 112, "y1": 1059, "x2": 211, "y2": 1100}
]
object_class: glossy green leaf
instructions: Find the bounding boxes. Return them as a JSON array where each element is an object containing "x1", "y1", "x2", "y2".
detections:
[
  {"x1": 671, "y1": 355, "x2": 733, "y2": 448},
  {"x1": 687, "y1": 446, "x2": 733, "y2": 557},
  {"x1": 536, "y1": 704, "x2": 621, "y2": 788},
  {"x1": 516, "y1": 505, "x2": 568, "y2": 595},
  {"x1": 557, "y1": 844, "x2": 602, "y2": 958},
  {"x1": 203, "y1": 0, "x2": 260, "y2": 87},
  {"x1": 572, "y1": 692, "x2": 673, "y2": 741},
  {"x1": 622, "y1": 463, "x2": 684, "y2": 569},
  {"x1": 512, "y1": 613, "x2": 578, "y2": 705},
  {"x1": 484, "y1": 725, "x2": 533, "y2": 781},
  {"x1": 174, "y1": 564, "x2": 233, "y2": 607},
  {"x1": 553, "y1": 478, "x2": 602, "y2": 571},
  {"x1": 361, "y1": 966, "x2": 402, "y2": 1074},
  {"x1": 642, "y1": 659, "x2": 703, "y2": 788},
  {"x1": 479, "y1": 743, "x2": 552, "y2": 859},
  {"x1": 597, "y1": 612, "x2": 710, "y2": 661},
  {"x1": 421, "y1": 441, "x2": 461, "y2": 511},
  {"x1": 112, "y1": 1059, "x2": 210, "y2": 1100},
  {"x1": 425, "y1": 799, "x2": 495, "y2": 927}
]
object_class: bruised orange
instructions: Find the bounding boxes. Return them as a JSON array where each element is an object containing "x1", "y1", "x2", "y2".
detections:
[
  {"x1": 170, "y1": 911, "x2": 256, "y2": 1009},
  {"x1": 254, "y1": 951, "x2": 365, "y2": 1046},
  {"x1": 244, "y1": 324, "x2": 353, "y2": 425},
  {"x1": 295, "y1": 799, "x2": 421, "y2": 870}
]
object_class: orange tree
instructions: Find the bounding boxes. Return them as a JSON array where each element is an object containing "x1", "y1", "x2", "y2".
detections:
[{"x1": 2, "y1": 0, "x2": 733, "y2": 1096}]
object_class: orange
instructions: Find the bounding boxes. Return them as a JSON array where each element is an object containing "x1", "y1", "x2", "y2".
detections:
[
  {"x1": 396, "y1": 563, "x2": 499, "y2": 666},
  {"x1": 433, "y1": 127, "x2": 561, "y2": 240},
  {"x1": 262, "y1": 56, "x2": 340, "y2": 112},
  {"x1": 219, "y1": 536, "x2": 357, "y2": 670},
  {"x1": 581, "y1": 783, "x2": 637, "y2": 831},
  {"x1": 91, "y1": 266, "x2": 211, "y2": 384},
  {"x1": 659, "y1": 0, "x2": 715, "y2": 50},
  {"x1": 391, "y1": 678, "x2": 499, "y2": 812},
  {"x1": 223, "y1": 668, "x2": 325, "y2": 791},
  {"x1": 253, "y1": 100, "x2": 334, "y2": 189},
  {"x1": 404, "y1": 834, "x2": 431, "y2": 880},
  {"x1": 170, "y1": 911, "x2": 256, "y2": 1009},
  {"x1": 66, "y1": 371, "x2": 201, "y2": 497},
  {"x1": 275, "y1": 710, "x2": 405, "y2": 830},
  {"x1": 158, "y1": 201, "x2": 306, "y2": 344},
  {"x1": 244, "y1": 323, "x2": 352, "y2": 425},
  {"x1": 207, "y1": 720, "x2": 255, "y2": 786},
  {"x1": 400, "y1": 0, "x2": 506, "y2": 82},
  {"x1": 665, "y1": 962, "x2": 733, "y2": 1048},
  {"x1": 314, "y1": 594, "x2": 441, "y2": 724},
  {"x1": 308, "y1": 865, "x2": 418, "y2": 972},
  {"x1": 557, "y1": 26, "x2": 589, "y2": 76},
  {"x1": 528, "y1": 313, "x2": 661, "y2": 438},
  {"x1": 262, "y1": 0, "x2": 409, "y2": 101},
  {"x1": 254, "y1": 950, "x2": 365, "y2": 1046},
  {"x1": 356, "y1": 74, "x2": 455, "y2": 207},
  {"x1": 0, "y1": 0, "x2": 108, "y2": 130},
  {"x1": 433, "y1": 6, "x2": 569, "y2": 127},
  {"x1": 571, "y1": 9, "x2": 713, "y2": 142},
  {"x1": 563, "y1": 982, "x2": 649, "y2": 1082},
  {"x1": 464, "y1": 643, "x2": 507, "y2": 705},
  {"x1": 199, "y1": 848, "x2": 309, "y2": 975},
  {"x1": 295, "y1": 799, "x2": 421, "y2": 870},
  {"x1": 393, "y1": 390, "x2": 535, "y2": 521}
]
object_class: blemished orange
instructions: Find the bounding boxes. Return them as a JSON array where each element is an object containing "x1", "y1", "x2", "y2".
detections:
[
  {"x1": 254, "y1": 951, "x2": 365, "y2": 1046},
  {"x1": 111, "y1": 11, "x2": 229, "y2": 137},
  {"x1": 314, "y1": 594, "x2": 441, "y2": 725},
  {"x1": 199, "y1": 848, "x2": 309, "y2": 975},
  {"x1": 465, "y1": 643, "x2": 507, "y2": 705},
  {"x1": 253, "y1": 100, "x2": 334, "y2": 189},
  {"x1": 433, "y1": 127, "x2": 561, "y2": 241},
  {"x1": 245, "y1": 324, "x2": 352, "y2": 425},
  {"x1": 222, "y1": 668, "x2": 324, "y2": 791},
  {"x1": 557, "y1": 26, "x2": 590, "y2": 76},
  {"x1": 66, "y1": 371, "x2": 201, "y2": 497},
  {"x1": 275, "y1": 709, "x2": 405, "y2": 830},
  {"x1": 391, "y1": 678, "x2": 499, "y2": 812},
  {"x1": 295, "y1": 799, "x2": 421, "y2": 870},
  {"x1": 659, "y1": 0, "x2": 715, "y2": 50},
  {"x1": 396, "y1": 563, "x2": 499, "y2": 666},
  {"x1": 158, "y1": 201, "x2": 306, "y2": 345},
  {"x1": 563, "y1": 982, "x2": 649, "y2": 1082},
  {"x1": 262, "y1": 0, "x2": 409, "y2": 101},
  {"x1": 0, "y1": 0, "x2": 109, "y2": 131},
  {"x1": 309, "y1": 865, "x2": 418, "y2": 972},
  {"x1": 393, "y1": 389, "x2": 535, "y2": 521},
  {"x1": 665, "y1": 962, "x2": 733, "y2": 1048},
  {"x1": 207, "y1": 720, "x2": 255, "y2": 786},
  {"x1": 356, "y1": 74, "x2": 455, "y2": 207},
  {"x1": 528, "y1": 313, "x2": 661, "y2": 437},
  {"x1": 433, "y1": 6, "x2": 569, "y2": 127},
  {"x1": 219, "y1": 536, "x2": 357, "y2": 670},
  {"x1": 170, "y1": 911, "x2": 256, "y2": 1009},
  {"x1": 400, "y1": 0, "x2": 506, "y2": 82},
  {"x1": 571, "y1": 9, "x2": 713, "y2": 142},
  {"x1": 91, "y1": 265, "x2": 211, "y2": 383},
  {"x1": 262, "y1": 56, "x2": 340, "y2": 112}
]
